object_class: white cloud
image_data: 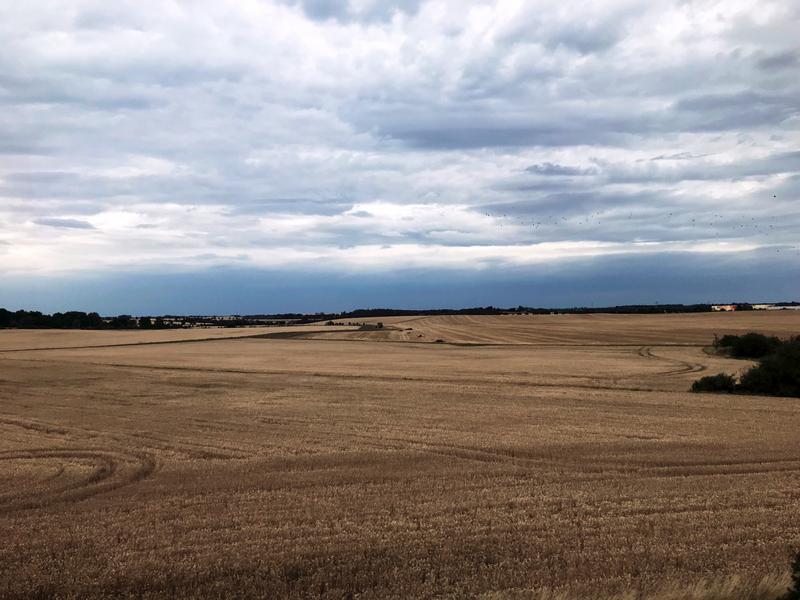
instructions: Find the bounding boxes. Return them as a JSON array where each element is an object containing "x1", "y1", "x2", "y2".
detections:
[{"x1": 0, "y1": 0, "x2": 798, "y2": 276}]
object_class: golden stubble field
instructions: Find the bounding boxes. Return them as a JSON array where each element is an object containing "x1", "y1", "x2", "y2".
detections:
[{"x1": 1, "y1": 312, "x2": 799, "y2": 599}]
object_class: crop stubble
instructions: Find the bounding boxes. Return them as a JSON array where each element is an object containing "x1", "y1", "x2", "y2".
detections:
[{"x1": 0, "y1": 312, "x2": 799, "y2": 598}]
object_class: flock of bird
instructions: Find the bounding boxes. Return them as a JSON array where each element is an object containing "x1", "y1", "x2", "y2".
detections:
[{"x1": 478, "y1": 205, "x2": 798, "y2": 254}]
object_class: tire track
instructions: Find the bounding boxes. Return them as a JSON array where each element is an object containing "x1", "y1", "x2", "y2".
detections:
[
  {"x1": 252, "y1": 416, "x2": 800, "y2": 481},
  {"x1": 0, "y1": 416, "x2": 70, "y2": 436},
  {"x1": 638, "y1": 346, "x2": 707, "y2": 375},
  {"x1": 0, "y1": 329, "x2": 345, "y2": 354},
  {"x1": 0, "y1": 448, "x2": 156, "y2": 514},
  {"x1": 254, "y1": 416, "x2": 625, "y2": 476},
  {"x1": 125, "y1": 431, "x2": 249, "y2": 460},
  {"x1": 33, "y1": 359, "x2": 663, "y2": 393}
]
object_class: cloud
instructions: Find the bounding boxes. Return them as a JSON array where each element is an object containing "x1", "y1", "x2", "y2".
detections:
[
  {"x1": 650, "y1": 152, "x2": 709, "y2": 161},
  {"x1": 0, "y1": 0, "x2": 797, "y2": 310},
  {"x1": 289, "y1": 0, "x2": 423, "y2": 22},
  {"x1": 33, "y1": 217, "x2": 95, "y2": 229},
  {"x1": 674, "y1": 91, "x2": 800, "y2": 130},
  {"x1": 756, "y1": 48, "x2": 800, "y2": 71},
  {"x1": 2, "y1": 249, "x2": 798, "y2": 314},
  {"x1": 525, "y1": 163, "x2": 596, "y2": 176}
]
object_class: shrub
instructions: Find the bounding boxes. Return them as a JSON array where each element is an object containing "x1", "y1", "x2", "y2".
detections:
[
  {"x1": 783, "y1": 549, "x2": 800, "y2": 600},
  {"x1": 716, "y1": 333, "x2": 782, "y2": 359},
  {"x1": 737, "y1": 338, "x2": 800, "y2": 398},
  {"x1": 695, "y1": 335, "x2": 800, "y2": 398},
  {"x1": 716, "y1": 334, "x2": 740, "y2": 348},
  {"x1": 691, "y1": 373, "x2": 737, "y2": 393}
]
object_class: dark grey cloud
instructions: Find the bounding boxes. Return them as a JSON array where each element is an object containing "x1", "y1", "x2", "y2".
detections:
[
  {"x1": 673, "y1": 91, "x2": 800, "y2": 131},
  {"x1": 377, "y1": 120, "x2": 625, "y2": 149},
  {"x1": 33, "y1": 217, "x2": 95, "y2": 229},
  {"x1": 295, "y1": 0, "x2": 345, "y2": 21},
  {"x1": 650, "y1": 152, "x2": 710, "y2": 161},
  {"x1": 525, "y1": 163, "x2": 596, "y2": 176},
  {"x1": 289, "y1": 0, "x2": 422, "y2": 22},
  {"x1": 2, "y1": 249, "x2": 798, "y2": 314},
  {"x1": 471, "y1": 193, "x2": 701, "y2": 249},
  {"x1": 756, "y1": 48, "x2": 800, "y2": 71},
  {"x1": 540, "y1": 21, "x2": 625, "y2": 55},
  {"x1": 354, "y1": 88, "x2": 799, "y2": 151}
]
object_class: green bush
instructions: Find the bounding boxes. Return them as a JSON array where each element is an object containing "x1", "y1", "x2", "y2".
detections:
[
  {"x1": 737, "y1": 338, "x2": 800, "y2": 398},
  {"x1": 782, "y1": 549, "x2": 800, "y2": 600},
  {"x1": 716, "y1": 334, "x2": 739, "y2": 348},
  {"x1": 691, "y1": 373, "x2": 737, "y2": 393},
  {"x1": 716, "y1": 332, "x2": 782, "y2": 359},
  {"x1": 695, "y1": 335, "x2": 800, "y2": 398}
]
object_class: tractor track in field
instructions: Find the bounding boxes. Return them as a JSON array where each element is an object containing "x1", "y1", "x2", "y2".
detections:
[
  {"x1": 0, "y1": 332, "x2": 286, "y2": 354},
  {"x1": 0, "y1": 447, "x2": 157, "y2": 514},
  {"x1": 638, "y1": 346, "x2": 707, "y2": 375},
  {"x1": 0, "y1": 354, "x2": 670, "y2": 393}
]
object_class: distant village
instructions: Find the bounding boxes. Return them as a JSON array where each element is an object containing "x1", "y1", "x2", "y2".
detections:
[
  {"x1": 99, "y1": 315, "x2": 306, "y2": 329},
  {"x1": 711, "y1": 303, "x2": 800, "y2": 312}
]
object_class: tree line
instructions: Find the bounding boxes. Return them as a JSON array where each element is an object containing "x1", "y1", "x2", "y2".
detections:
[
  {"x1": 263, "y1": 303, "x2": 717, "y2": 322},
  {"x1": 0, "y1": 309, "x2": 176, "y2": 330},
  {"x1": 2, "y1": 303, "x2": 791, "y2": 330}
]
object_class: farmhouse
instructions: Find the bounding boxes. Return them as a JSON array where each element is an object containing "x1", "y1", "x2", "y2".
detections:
[{"x1": 711, "y1": 305, "x2": 737, "y2": 312}]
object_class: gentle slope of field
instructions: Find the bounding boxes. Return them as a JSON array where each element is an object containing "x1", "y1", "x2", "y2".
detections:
[
  {"x1": 323, "y1": 311, "x2": 800, "y2": 345},
  {"x1": 1, "y1": 311, "x2": 799, "y2": 598},
  {"x1": 0, "y1": 324, "x2": 359, "y2": 352}
]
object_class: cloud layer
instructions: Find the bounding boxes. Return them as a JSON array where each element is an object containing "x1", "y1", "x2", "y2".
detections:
[{"x1": 1, "y1": 0, "x2": 798, "y2": 309}]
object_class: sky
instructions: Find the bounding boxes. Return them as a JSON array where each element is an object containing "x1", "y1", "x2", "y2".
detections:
[{"x1": 1, "y1": 0, "x2": 799, "y2": 314}]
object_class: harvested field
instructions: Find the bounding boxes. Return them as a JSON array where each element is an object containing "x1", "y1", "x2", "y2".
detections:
[
  {"x1": 0, "y1": 324, "x2": 357, "y2": 352},
  {"x1": 325, "y1": 311, "x2": 800, "y2": 345},
  {"x1": 1, "y1": 312, "x2": 799, "y2": 598}
]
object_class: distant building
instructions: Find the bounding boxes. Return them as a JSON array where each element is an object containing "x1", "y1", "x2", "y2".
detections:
[
  {"x1": 711, "y1": 305, "x2": 737, "y2": 312},
  {"x1": 712, "y1": 303, "x2": 800, "y2": 312},
  {"x1": 749, "y1": 304, "x2": 800, "y2": 311}
]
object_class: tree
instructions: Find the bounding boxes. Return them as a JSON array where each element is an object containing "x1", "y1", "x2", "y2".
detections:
[
  {"x1": 737, "y1": 338, "x2": 800, "y2": 397},
  {"x1": 728, "y1": 333, "x2": 781, "y2": 359},
  {"x1": 0, "y1": 308, "x2": 13, "y2": 327},
  {"x1": 86, "y1": 312, "x2": 104, "y2": 328},
  {"x1": 693, "y1": 335, "x2": 800, "y2": 398},
  {"x1": 110, "y1": 315, "x2": 134, "y2": 329}
]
